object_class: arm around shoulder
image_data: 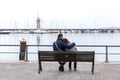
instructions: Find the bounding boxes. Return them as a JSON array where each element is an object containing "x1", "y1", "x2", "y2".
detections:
[{"x1": 62, "y1": 42, "x2": 76, "y2": 49}]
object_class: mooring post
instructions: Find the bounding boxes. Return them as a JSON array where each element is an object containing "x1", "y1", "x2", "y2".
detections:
[{"x1": 19, "y1": 39, "x2": 26, "y2": 61}]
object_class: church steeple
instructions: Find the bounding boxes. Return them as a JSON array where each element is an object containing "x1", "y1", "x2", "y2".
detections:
[{"x1": 36, "y1": 17, "x2": 40, "y2": 30}]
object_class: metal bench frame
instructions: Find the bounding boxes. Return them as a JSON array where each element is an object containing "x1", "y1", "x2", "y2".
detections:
[{"x1": 38, "y1": 51, "x2": 95, "y2": 74}]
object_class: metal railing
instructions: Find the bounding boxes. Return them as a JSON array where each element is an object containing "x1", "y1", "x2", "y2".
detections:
[{"x1": 0, "y1": 44, "x2": 120, "y2": 62}]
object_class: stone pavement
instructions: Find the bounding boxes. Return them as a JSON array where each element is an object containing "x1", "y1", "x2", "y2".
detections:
[{"x1": 0, "y1": 61, "x2": 120, "y2": 80}]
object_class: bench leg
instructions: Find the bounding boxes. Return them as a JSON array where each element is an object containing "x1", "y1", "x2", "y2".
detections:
[
  {"x1": 40, "y1": 62, "x2": 42, "y2": 71},
  {"x1": 38, "y1": 61, "x2": 42, "y2": 73},
  {"x1": 91, "y1": 61, "x2": 94, "y2": 74}
]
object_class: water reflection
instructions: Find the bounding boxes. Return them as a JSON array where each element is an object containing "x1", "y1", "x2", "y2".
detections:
[{"x1": 37, "y1": 35, "x2": 40, "y2": 50}]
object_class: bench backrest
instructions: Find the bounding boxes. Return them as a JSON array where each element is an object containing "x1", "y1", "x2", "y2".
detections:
[{"x1": 38, "y1": 51, "x2": 95, "y2": 62}]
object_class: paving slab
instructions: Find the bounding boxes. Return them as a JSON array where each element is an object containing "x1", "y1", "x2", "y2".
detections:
[{"x1": 0, "y1": 61, "x2": 120, "y2": 80}]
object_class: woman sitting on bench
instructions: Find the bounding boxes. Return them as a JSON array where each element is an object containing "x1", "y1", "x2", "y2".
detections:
[{"x1": 62, "y1": 38, "x2": 77, "y2": 71}]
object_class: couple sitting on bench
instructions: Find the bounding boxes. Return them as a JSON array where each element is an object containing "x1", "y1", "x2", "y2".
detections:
[{"x1": 53, "y1": 34, "x2": 77, "y2": 72}]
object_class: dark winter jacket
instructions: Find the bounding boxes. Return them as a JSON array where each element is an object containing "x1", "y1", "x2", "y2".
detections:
[{"x1": 53, "y1": 38, "x2": 75, "y2": 51}]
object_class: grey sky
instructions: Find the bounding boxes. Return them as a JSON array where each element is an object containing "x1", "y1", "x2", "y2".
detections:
[{"x1": 0, "y1": 0, "x2": 120, "y2": 29}]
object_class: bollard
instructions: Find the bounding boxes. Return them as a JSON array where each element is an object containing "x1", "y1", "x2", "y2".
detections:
[{"x1": 19, "y1": 39, "x2": 26, "y2": 60}]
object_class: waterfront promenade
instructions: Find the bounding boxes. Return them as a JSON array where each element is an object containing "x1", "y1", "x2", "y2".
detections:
[{"x1": 0, "y1": 61, "x2": 120, "y2": 80}]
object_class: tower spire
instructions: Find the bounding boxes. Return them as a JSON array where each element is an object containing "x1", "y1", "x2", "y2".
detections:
[{"x1": 36, "y1": 16, "x2": 40, "y2": 30}]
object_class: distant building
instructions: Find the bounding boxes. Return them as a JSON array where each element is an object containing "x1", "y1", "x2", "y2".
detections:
[{"x1": 36, "y1": 17, "x2": 40, "y2": 30}]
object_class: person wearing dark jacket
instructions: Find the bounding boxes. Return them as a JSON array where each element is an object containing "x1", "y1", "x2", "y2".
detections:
[{"x1": 53, "y1": 34, "x2": 75, "y2": 72}]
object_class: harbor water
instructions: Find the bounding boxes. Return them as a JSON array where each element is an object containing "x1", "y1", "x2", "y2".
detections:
[{"x1": 0, "y1": 33, "x2": 120, "y2": 61}]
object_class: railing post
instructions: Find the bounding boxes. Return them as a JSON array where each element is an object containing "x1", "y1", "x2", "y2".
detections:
[{"x1": 105, "y1": 46, "x2": 109, "y2": 62}]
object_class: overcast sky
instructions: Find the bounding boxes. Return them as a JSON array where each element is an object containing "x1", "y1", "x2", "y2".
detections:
[{"x1": 0, "y1": 0, "x2": 120, "y2": 29}]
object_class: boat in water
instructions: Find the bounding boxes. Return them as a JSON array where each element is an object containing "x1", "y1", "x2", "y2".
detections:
[{"x1": 0, "y1": 31, "x2": 11, "y2": 34}]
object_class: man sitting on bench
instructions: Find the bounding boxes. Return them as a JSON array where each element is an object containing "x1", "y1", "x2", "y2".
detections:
[{"x1": 53, "y1": 34, "x2": 75, "y2": 72}]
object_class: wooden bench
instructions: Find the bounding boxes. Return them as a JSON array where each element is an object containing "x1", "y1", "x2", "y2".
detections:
[{"x1": 38, "y1": 51, "x2": 95, "y2": 74}]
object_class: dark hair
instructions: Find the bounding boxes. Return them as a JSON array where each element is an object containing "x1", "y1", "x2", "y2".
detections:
[{"x1": 58, "y1": 34, "x2": 63, "y2": 38}]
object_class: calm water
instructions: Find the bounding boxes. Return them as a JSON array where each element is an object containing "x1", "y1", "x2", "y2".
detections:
[{"x1": 0, "y1": 33, "x2": 120, "y2": 61}]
